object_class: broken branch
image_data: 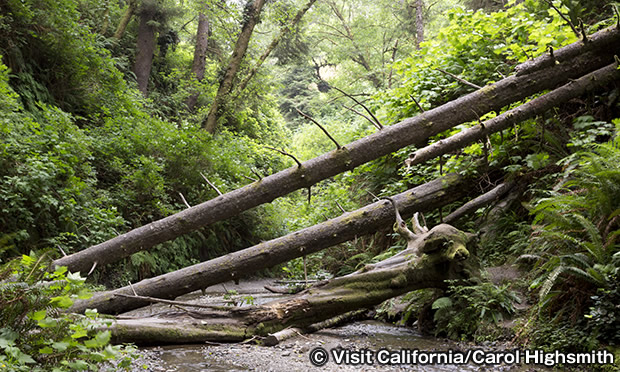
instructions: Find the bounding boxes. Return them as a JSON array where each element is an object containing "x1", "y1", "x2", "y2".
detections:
[
  {"x1": 200, "y1": 172, "x2": 223, "y2": 196},
  {"x1": 436, "y1": 68, "x2": 482, "y2": 90},
  {"x1": 264, "y1": 146, "x2": 302, "y2": 168},
  {"x1": 295, "y1": 108, "x2": 341, "y2": 149}
]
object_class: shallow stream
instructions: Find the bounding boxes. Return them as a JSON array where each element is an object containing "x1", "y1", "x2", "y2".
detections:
[{"x1": 122, "y1": 279, "x2": 540, "y2": 371}]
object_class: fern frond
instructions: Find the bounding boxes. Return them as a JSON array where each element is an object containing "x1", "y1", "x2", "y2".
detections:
[{"x1": 539, "y1": 265, "x2": 566, "y2": 301}]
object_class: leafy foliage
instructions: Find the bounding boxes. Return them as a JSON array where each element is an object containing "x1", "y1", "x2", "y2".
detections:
[
  {"x1": 519, "y1": 136, "x2": 620, "y2": 349},
  {"x1": 432, "y1": 280, "x2": 520, "y2": 341},
  {"x1": 0, "y1": 255, "x2": 136, "y2": 371}
]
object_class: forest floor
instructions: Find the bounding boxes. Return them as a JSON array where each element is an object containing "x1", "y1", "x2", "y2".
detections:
[{"x1": 109, "y1": 268, "x2": 542, "y2": 372}]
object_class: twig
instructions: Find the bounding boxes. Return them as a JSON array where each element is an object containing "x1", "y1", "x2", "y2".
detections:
[
  {"x1": 436, "y1": 68, "x2": 482, "y2": 90},
  {"x1": 471, "y1": 109, "x2": 485, "y2": 130},
  {"x1": 331, "y1": 86, "x2": 383, "y2": 129},
  {"x1": 58, "y1": 245, "x2": 67, "y2": 257},
  {"x1": 114, "y1": 293, "x2": 230, "y2": 310},
  {"x1": 365, "y1": 190, "x2": 380, "y2": 201},
  {"x1": 178, "y1": 192, "x2": 191, "y2": 208},
  {"x1": 264, "y1": 146, "x2": 302, "y2": 168},
  {"x1": 295, "y1": 108, "x2": 341, "y2": 149},
  {"x1": 242, "y1": 174, "x2": 258, "y2": 182},
  {"x1": 342, "y1": 105, "x2": 382, "y2": 130},
  {"x1": 444, "y1": 182, "x2": 514, "y2": 224},
  {"x1": 200, "y1": 172, "x2": 223, "y2": 196},
  {"x1": 335, "y1": 201, "x2": 346, "y2": 213},
  {"x1": 613, "y1": 4, "x2": 620, "y2": 28},
  {"x1": 307, "y1": 187, "x2": 312, "y2": 204},
  {"x1": 128, "y1": 281, "x2": 138, "y2": 296},
  {"x1": 409, "y1": 95, "x2": 425, "y2": 113},
  {"x1": 543, "y1": 0, "x2": 579, "y2": 37},
  {"x1": 579, "y1": 19, "x2": 588, "y2": 42},
  {"x1": 250, "y1": 168, "x2": 263, "y2": 181},
  {"x1": 87, "y1": 261, "x2": 98, "y2": 276}
]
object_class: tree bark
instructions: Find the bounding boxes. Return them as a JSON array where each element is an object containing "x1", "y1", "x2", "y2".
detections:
[
  {"x1": 51, "y1": 27, "x2": 620, "y2": 276},
  {"x1": 134, "y1": 4, "x2": 158, "y2": 96},
  {"x1": 186, "y1": 7, "x2": 210, "y2": 111},
  {"x1": 232, "y1": 0, "x2": 318, "y2": 98},
  {"x1": 415, "y1": 0, "x2": 424, "y2": 49},
  {"x1": 107, "y1": 221, "x2": 478, "y2": 345},
  {"x1": 114, "y1": 0, "x2": 138, "y2": 40},
  {"x1": 70, "y1": 173, "x2": 471, "y2": 315},
  {"x1": 203, "y1": 0, "x2": 267, "y2": 133}
]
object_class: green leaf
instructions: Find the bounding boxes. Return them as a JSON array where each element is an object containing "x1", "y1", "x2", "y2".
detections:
[
  {"x1": 39, "y1": 346, "x2": 53, "y2": 354},
  {"x1": 29, "y1": 310, "x2": 46, "y2": 321},
  {"x1": 38, "y1": 317, "x2": 58, "y2": 328},
  {"x1": 84, "y1": 331, "x2": 110, "y2": 348},
  {"x1": 52, "y1": 341, "x2": 70, "y2": 351},
  {"x1": 432, "y1": 297, "x2": 453, "y2": 309},
  {"x1": 50, "y1": 295, "x2": 74, "y2": 308},
  {"x1": 66, "y1": 271, "x2": 85, "y2": 285}
]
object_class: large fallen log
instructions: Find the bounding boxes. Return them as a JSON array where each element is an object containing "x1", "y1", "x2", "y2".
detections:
[
  {"x1": 71, "y1": 173, "x2": 471, "y2": 315},
  {"x1": 405, "y1": 62, "x2": 620, "y2": 168},
  {"x1": 108, "y1": 220, "x2": 479, "y2": 345},
  {"x1": 52, "y1": 27, "x2": 620, "y2": 274}
]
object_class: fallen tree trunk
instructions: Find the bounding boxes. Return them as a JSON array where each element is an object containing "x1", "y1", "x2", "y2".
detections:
[
  {"x1": 52, "y1": 27, "x2": 620, "y2": 275},
  {"x1": 405, "y1": 62, "x2": 620, "y2": 168},
  {"x1": 443, "y1": 182, "x2": 514, "y2": 224},
  {"x1": 108, "y1": 222, "x2": 478, "y2": 345},
  {"x1": 71, "y1": 173, "x2": 470, "y2": 315}
]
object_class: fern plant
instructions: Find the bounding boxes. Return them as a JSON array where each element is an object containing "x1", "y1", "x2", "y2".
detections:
[{"x1": 525, "y1": 138, "x2": 620, "y2": 325}]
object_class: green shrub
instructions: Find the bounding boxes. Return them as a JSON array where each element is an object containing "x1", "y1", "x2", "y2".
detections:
[{"x1": 0, "y1": 254, "x2": 136, "y2": 371}]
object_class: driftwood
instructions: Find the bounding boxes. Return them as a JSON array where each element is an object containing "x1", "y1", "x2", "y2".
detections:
[
  {"x1": 107, "y1": 219, "x2": 479, "y2": 345},
  {"x1": 51, "y1": 27, "x2": 620, "y2": 275}
]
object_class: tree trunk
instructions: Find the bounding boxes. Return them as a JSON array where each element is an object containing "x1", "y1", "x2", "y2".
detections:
[
  {"x1": 415, "y1": 0, "x2": 424, "y2": 49},
  {"x1": 186, "y1": 8, "x2": 210, "y2": 111},
  {"x1": 203, "y1": 0, "x2": 267, "y2": 133},
  {"x1": 108, "y1": 221, "x2": 478, "y2": 345},
  {"x1": 70, "y1": 173, "x2": 471, "y2": 315},
  {"x1": 51, "y1": 28, "x2": 620, "y2": 276},
  {"x1": 405, "y1": 62, "x2": 620, "y2": 168},
  {"x1": 232, "y1": 0, "x2": 318, "y2": 98},
  {"x1": 114, "y1": 0, "x2": 138, "y2": 40},
  {"x1": 134, "y1": 4, "x2": 158, "y2": 96}
]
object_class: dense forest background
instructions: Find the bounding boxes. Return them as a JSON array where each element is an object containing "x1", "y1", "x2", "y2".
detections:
[{"x1": 0, "y1": 0, "x2": 618, "y2": 370}]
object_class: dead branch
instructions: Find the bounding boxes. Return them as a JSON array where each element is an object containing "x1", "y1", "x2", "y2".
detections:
[
  {"x1": 436, "y1": 68, "x2": 482, "y2": 90},
  {"x1": 295, "y1": 108, "x2": 341, "y2": 149}
]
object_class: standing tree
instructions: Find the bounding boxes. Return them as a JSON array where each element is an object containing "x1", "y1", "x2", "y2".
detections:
[
  {"x1": 134, "y1": 0, "x2": 159, "y2": 95},
  {"x1": 415, "y1": 0, "x2": 424, "y2": 48},
  {"x1": 186, "y1": 2, "x2": 211, "y2": 111},
  {"x1": 203, "y1": 0, "x2": 267, "y2": 133},
  {"x1": 114, "y1": 0, "x2": 139, "y2": 40}
]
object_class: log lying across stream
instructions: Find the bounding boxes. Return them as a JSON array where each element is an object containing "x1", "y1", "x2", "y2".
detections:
[
  {"x1": 72, "y1": 172, "x2": 471, "y2": 315},
  {"x1": 53, "y1": 27, "x2": 620, "y2": 275},
  {"x1": 71, "y1": 57, "x2": 620, "y2": 316},
  {"x1": 109, "y1": 221, "x2": 479, "y2": 344}
]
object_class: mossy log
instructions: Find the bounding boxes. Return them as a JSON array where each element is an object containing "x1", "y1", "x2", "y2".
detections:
[
  {"x1": 108, "y1": 223, "x2": 479, "y2": 345},
  {"x1": 71, "y1": 173, "x2": 470, "y2": 315}
]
